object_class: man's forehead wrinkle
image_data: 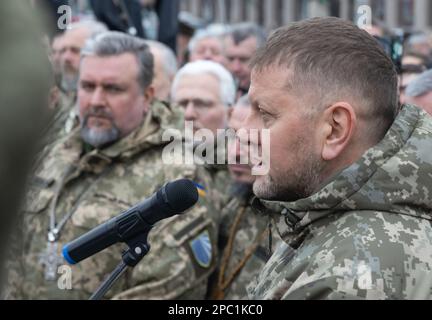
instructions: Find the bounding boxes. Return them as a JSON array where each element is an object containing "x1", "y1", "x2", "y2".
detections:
[
  {"x1": 79, "y1": 74, "x2": 128, "y2": 86},
  {"x1": 251, "y1": 68, "x2": 294, "y2": 96},
  {"x1": 80, "y1": 56, "x2": 139, "y2": 82}
]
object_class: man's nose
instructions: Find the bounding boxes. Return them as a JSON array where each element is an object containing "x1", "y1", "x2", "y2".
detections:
[
  {"x1": 61, "y1": 49, "x2": 74, "y2": 64},
  {"x1": 184, "y1": 102, "x2": 197, "y2": 120},
  {"x1": 89, "y1": 87, "x2": 106, "y2": 106},
  {"x1": 231, "y1": 59, "x2": 242, "y2": 73}
]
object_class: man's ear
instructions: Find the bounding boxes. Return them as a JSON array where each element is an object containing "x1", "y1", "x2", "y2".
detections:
[
  {"x1": 320, "y1": 102, "x2": 357, "y2": 161},
  {"x1": 143, "y1": 86, "x2": 155, "y2": 113}
]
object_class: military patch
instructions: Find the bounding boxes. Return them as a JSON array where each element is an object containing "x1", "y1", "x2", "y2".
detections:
[
  {"x1": 189, "y1": 230, "x2": 212, "y2": 268},
  {"x1": 193, "y1": 182, "x2": 207, "y2": 198}
]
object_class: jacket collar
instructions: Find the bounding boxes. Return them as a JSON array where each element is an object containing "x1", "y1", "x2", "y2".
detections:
[{"x1": 252, "y1": 104, "x2": 427, "y2": 239}]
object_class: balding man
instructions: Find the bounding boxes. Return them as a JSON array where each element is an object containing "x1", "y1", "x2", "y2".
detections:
[{"x1": 145, "y1": 40, "x2": 178, "y2": 102}]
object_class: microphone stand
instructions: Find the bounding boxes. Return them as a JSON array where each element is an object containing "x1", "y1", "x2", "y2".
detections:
[{"x1": 89, "y1": 233, "x2": 151, "y2": 300}]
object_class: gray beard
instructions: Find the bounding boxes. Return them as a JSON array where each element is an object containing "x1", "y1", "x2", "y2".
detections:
[
  {"x1": 81, "y1": 120, "x2": 120, "y2": 149},
  {"x1": 60, "y1": 72, "x2": 78, "y2": 93}
]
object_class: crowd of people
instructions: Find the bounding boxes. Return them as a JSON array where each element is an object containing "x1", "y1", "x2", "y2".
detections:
[{"x1": 2, "y1": 0, "x2": 432, "y2": 300}]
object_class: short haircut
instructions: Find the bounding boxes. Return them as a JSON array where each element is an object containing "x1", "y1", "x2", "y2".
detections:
[
  {"x1": 188, "y1": 27, "x2": 226, "y2": 54},
  {"x1": 251, "y1": 17, "x2": 398, "y2": 139},
  {"x1": 69, "y1": 20, "x2": 108, "y2": 37},
  {"x1": 228, "y1": 22, "x2": 266, "y2": 47},
  {"x1": 81, "y1": 31, "x2": 154, "y2": 90},
  {"x1": 171, "y1": 60, "x2": 236, "y2": 107},
  {"x1": 145, "y1": 40, "x2": 178, "y2": 78},
  {"x1": 406, "y1": 69, "x2": 432, "y2": 97}
]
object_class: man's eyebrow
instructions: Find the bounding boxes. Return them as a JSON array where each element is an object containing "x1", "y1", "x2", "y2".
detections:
[
  {"x1": 103, "y1": 82, "x2": 124, "y2": 86},
  {"x1": 80, "y1": 79, "x2": 94, "y2": 84}
]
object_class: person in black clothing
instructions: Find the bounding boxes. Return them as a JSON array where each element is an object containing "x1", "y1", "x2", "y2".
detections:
[
  {"x1": 90, "y1": 0, "x2": 179, "y2": 53},
  {"x1": 153, "y1": 0, "x2": 179, "y2": 53},
  {"x1": 90, "y1": 0, "x2": 145, "y2": 38}
]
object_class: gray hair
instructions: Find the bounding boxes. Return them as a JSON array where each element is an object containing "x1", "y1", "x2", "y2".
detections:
[
  {"x1": 81, "y1": 31, "x2": 154, "y2": 89},
  {"x1": 228, "y1": 22, "x2": 266, "y2": 47},
  {"x1": 145, "y1": 40, "x2": 178, "y2": 78},
  {"x1": 171, "y1": 60, "x2": 236, "y2": 107},
  {"x1": 69, "y1": 20, "x2": 108, "y2": 37},
  {"x1": 406, "y1": 69, "x2": 432, "y2": 97},
  {"x1": 188, "y1": 27, "x2": 227, "y2": 54}
]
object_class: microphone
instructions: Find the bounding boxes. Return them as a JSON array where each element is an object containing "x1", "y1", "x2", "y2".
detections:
[{"x1": 62, "y1": 179, "x2": 201, "y2": 265}]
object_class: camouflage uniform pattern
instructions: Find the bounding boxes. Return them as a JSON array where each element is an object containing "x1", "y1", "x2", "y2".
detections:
[
  {"x1": 46, "y1": 89, "x2": 78, "y2": 144},
  {"x1": 5, "y1": 101, "x2": 224, "y2": 300},
  {"x1": 199, "y1": 165, "x2": 231, "y2": 227},
  {"x1": 248, "y1": 105, "x2": 432, "y2": 300},
  {"x1": 37, "y1": 89, "x2": 78, "y2": 167},
  {"x1": 211, "y1": 193, "x2": 281, "y2": 300}
]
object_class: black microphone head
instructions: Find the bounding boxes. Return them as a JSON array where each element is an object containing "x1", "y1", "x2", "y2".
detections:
[{"x1": 165, "y1": 179, "x2": 200, "y2": 212}]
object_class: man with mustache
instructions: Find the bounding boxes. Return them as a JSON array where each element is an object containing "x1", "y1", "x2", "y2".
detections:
[
  {"x1": 45, "y1": 21, "x2": 108, "y2": 152},
  {"x1": 243, "y1": 17, "x2": 432, "y2": 300},
  {"x1": 210, "y1": 96, "x2": 281, "y2": 300},
  {"x1": 6, "y1": 32, "x2": 222, "y2": 300}
]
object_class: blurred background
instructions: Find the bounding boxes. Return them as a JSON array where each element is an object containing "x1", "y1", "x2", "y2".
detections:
[
  {"x1": 62, "y1": 0, "x2": 432, "y2": 33},
  {"x1": 38, "y1": 0, "x2": 432, "y2": 72}
]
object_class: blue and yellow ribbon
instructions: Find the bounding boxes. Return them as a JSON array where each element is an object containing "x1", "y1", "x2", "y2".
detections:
[{"x1": 194, "y1": 182, "x2": 207, "y2": 198}]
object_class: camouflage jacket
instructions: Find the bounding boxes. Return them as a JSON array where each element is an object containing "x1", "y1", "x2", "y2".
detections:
[
  {"x1": 249, "y1": 105, "x2": 432, "y2": 300},
  {"x1": 210, "y1": 192, "x2": 281, "y2": 300},
  {"x1": 46, "y1": 89, "x2": 78, "y2": 145},
  {"x1": 5, "y1": 101, "x2": 225, "y2": 300}
]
